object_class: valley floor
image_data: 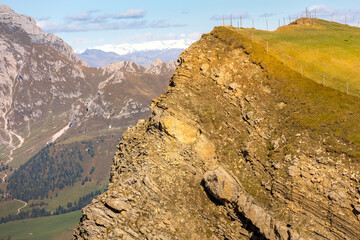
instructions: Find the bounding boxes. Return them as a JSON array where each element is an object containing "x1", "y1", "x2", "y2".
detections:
[{"x1": 0, "y1": 210, "x2": 81, "y2": 240}]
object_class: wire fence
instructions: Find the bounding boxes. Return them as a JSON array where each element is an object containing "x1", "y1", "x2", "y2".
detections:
[{"x1": 219, "y1": 14, "x2": 360, "y2": 97}]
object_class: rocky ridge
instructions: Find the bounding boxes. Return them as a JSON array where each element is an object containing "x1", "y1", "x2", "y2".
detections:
[
  {"x1": 0, "y1": 5, "x2": 174, "y2": 171},
  {"x1": 74, "y1": 27, "x2": 360, "y2": 239},
  {"x1": 103, "y1": 59, "x2": 177, "y2": 75},
  {"x1": 0, "y1": 4, "x2": 84, "y2": 65},
  {"x1": 76, "y1": 49, "x2": 184, "y2": 68}
]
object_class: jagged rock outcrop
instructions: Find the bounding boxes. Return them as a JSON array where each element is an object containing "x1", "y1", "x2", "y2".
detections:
[
  {"x1": 144, "y1": 59, "x2": 177, "y2": 75},
  {"x1": 74, "y1": 27, "x2": 360, "y2": 239},
  {"x1": 0, "y1": 4, "x2": 84, "y2": 65},
  {"x1": 203, "y1": 167, "x2": 303, "y2": 240},
  {"x1": 77, "y1": 48, "x2": 184, "y2": 68},
  {"x1": 103, "y1": 59, "x2": 177, "y2": 75},
  {"x1": 0, "y1": 5, "x2": 173, "y2": 169}
]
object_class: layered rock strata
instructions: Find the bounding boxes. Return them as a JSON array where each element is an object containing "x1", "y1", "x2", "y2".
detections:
[{"x1": 74, "y1": 27, "x2": 360, "y2": 239}]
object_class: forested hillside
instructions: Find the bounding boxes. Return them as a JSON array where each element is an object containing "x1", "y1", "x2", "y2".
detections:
[{"x1": 7, "y1": 141, "x2": 95, "y2": 202}]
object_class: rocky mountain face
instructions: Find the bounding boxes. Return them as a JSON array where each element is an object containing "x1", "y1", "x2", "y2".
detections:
[
  {"x1": 0, "y1": 4, "x2": 175, "y2": 176},
  {"x1": 74, "y1": 27, "x2": 360, "y2": 239},
  {"x1": 103, "y1": 59, "x2": 177, "y2": 75},
  {"x1": 77, "y1": 49, "x2": 184, "y2": 68}
]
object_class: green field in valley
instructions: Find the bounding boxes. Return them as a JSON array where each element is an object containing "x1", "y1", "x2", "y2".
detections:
[
  {"x1": 0, "y1": 200, "x2": 24, "y2": 218},
  {"x1": 0, "y1": 210, "x2": 81, "y2": 240}
]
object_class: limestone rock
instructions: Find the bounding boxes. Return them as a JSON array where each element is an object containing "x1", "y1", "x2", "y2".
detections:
[
  {"x1": 74, "y1": 26, "x2": 360, "y2": 240},
  {"x1": 203, "y1": 166, "x2": 241, "y2": 203},
  {"x1": 160, "y1": 115, "x2": 199, "y2": 144},
  {"x1": 104, "y1": 198, "x2": 131, "y2": 213}
]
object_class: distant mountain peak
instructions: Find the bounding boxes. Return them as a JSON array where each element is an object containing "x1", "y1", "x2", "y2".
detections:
[
  {"x1": 76, "y1": 48, "x2": 184, "y2": 68},
  {"x1": 103, "y1": 61, "x2": 143, "y2": 73},
  {"x1": 0, "y1": 5, "x2": 86, "y2": 66},
  {"x1": 0, "y1": 4, "x2": 14, "y2": 13},
  {"x1": 90, "y1": 39, "x2": 195, "y2": 56},
  {"x1": 151, "y1": 58, "x2": 164, "y2": 66}
]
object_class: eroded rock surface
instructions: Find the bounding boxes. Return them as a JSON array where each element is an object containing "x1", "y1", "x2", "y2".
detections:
[
  {"x1": 0, "y1": 5, "x2": 174, "y2": 164},
  {"x1": 74, "y1": 27, "x2": 360, "y2": 239}
]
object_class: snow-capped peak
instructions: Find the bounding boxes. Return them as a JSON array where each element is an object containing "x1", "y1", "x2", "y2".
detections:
[{"x1": 89, "y1": 39, "x2": 196, "y2": 55}]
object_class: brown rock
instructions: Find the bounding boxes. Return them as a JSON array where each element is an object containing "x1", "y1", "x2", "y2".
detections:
[
  {"x1": 203, "y1": 166, "x2": 241, "y2": 203},
  {"x1": 160, "y1": 115, "x2": 199, "y2": 144},
  {"x1": 105, "y1": 198, "x2": 131, "y2": 213}
]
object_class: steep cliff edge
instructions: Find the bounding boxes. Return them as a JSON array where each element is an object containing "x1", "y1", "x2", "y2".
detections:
[{"x1": 74, "y1": 26, "x2": 360, "y2": 239}]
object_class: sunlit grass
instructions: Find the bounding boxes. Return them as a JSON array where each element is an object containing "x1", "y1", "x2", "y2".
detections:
[
  {"x1": 0, "y1": 211, "x2": 81, "y2": 240},
  {"x1": 238, "y1": 18, "x2": 360, "y2": 96}
]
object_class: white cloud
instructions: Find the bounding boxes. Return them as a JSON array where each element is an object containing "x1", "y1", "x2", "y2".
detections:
[
  {"x1": 113, "y1": 9, "x2": 147, "y2": 19},
  {"x1": 70, "y1": 38, "x2": 105, "y2": 45},
  {"x1": 308, "y1": 5, "x2": 332, "y2": 13},
  {"x1": 113, "y1": 32, "x2": 202, "y2": 43},
  {"x1": 36, "y1": 19, "x2": 184, "y2": 33},
  {"x1": 65, "y1": 9, "x2": 147, "y2": 23},
  {"x1": 307, "y1": 5, "x2": 360, "y2": 24}
]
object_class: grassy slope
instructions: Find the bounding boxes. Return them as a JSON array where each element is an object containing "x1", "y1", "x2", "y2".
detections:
[
  {"x1": 238, "y1": 18, "x2": 360, "y2": 96},
  {"x1": 212, "y1": 23, "x2": 360, "y2": 158},
  {"x1": 0, "y1": 211, "x2": 81, "y2": 240},
  {"x1": 29, "y1": 178, "x2": 108, "y2": 212},
  {"x1": 0, "y1": 200, "x2": 23, "y2": 218}
]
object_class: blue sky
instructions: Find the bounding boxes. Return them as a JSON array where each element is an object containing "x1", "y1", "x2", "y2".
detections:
[{"x1": 2, "y1": 0, "x2": 360, "y2": 52}]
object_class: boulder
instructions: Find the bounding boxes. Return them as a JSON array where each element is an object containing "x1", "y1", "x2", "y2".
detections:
[{"x1": 203, "y1": 166, "x2": 241, "y2": 203}]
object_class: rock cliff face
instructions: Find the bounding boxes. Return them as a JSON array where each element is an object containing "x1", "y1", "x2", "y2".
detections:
[
  {"x1": 74, "y1": 27, "x2": 360, "y2": 239},
  {"x1": 0, "y1": 4, "x2": 84, "y2": 65},
  {"x1": 0, "y1": 5, "x2": 176, "y2": 166}
]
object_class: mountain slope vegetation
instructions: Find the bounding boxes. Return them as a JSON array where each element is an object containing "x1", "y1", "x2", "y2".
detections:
[
  {"x1": 0, "y1": 5, "x2": 176, "y2": 232},
  {"x1": 240, "y1": 18, "x2": 360, "y2": 96},
  {"x1": 75, "y1": 20, "x2": 360, "y2": 239}
]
